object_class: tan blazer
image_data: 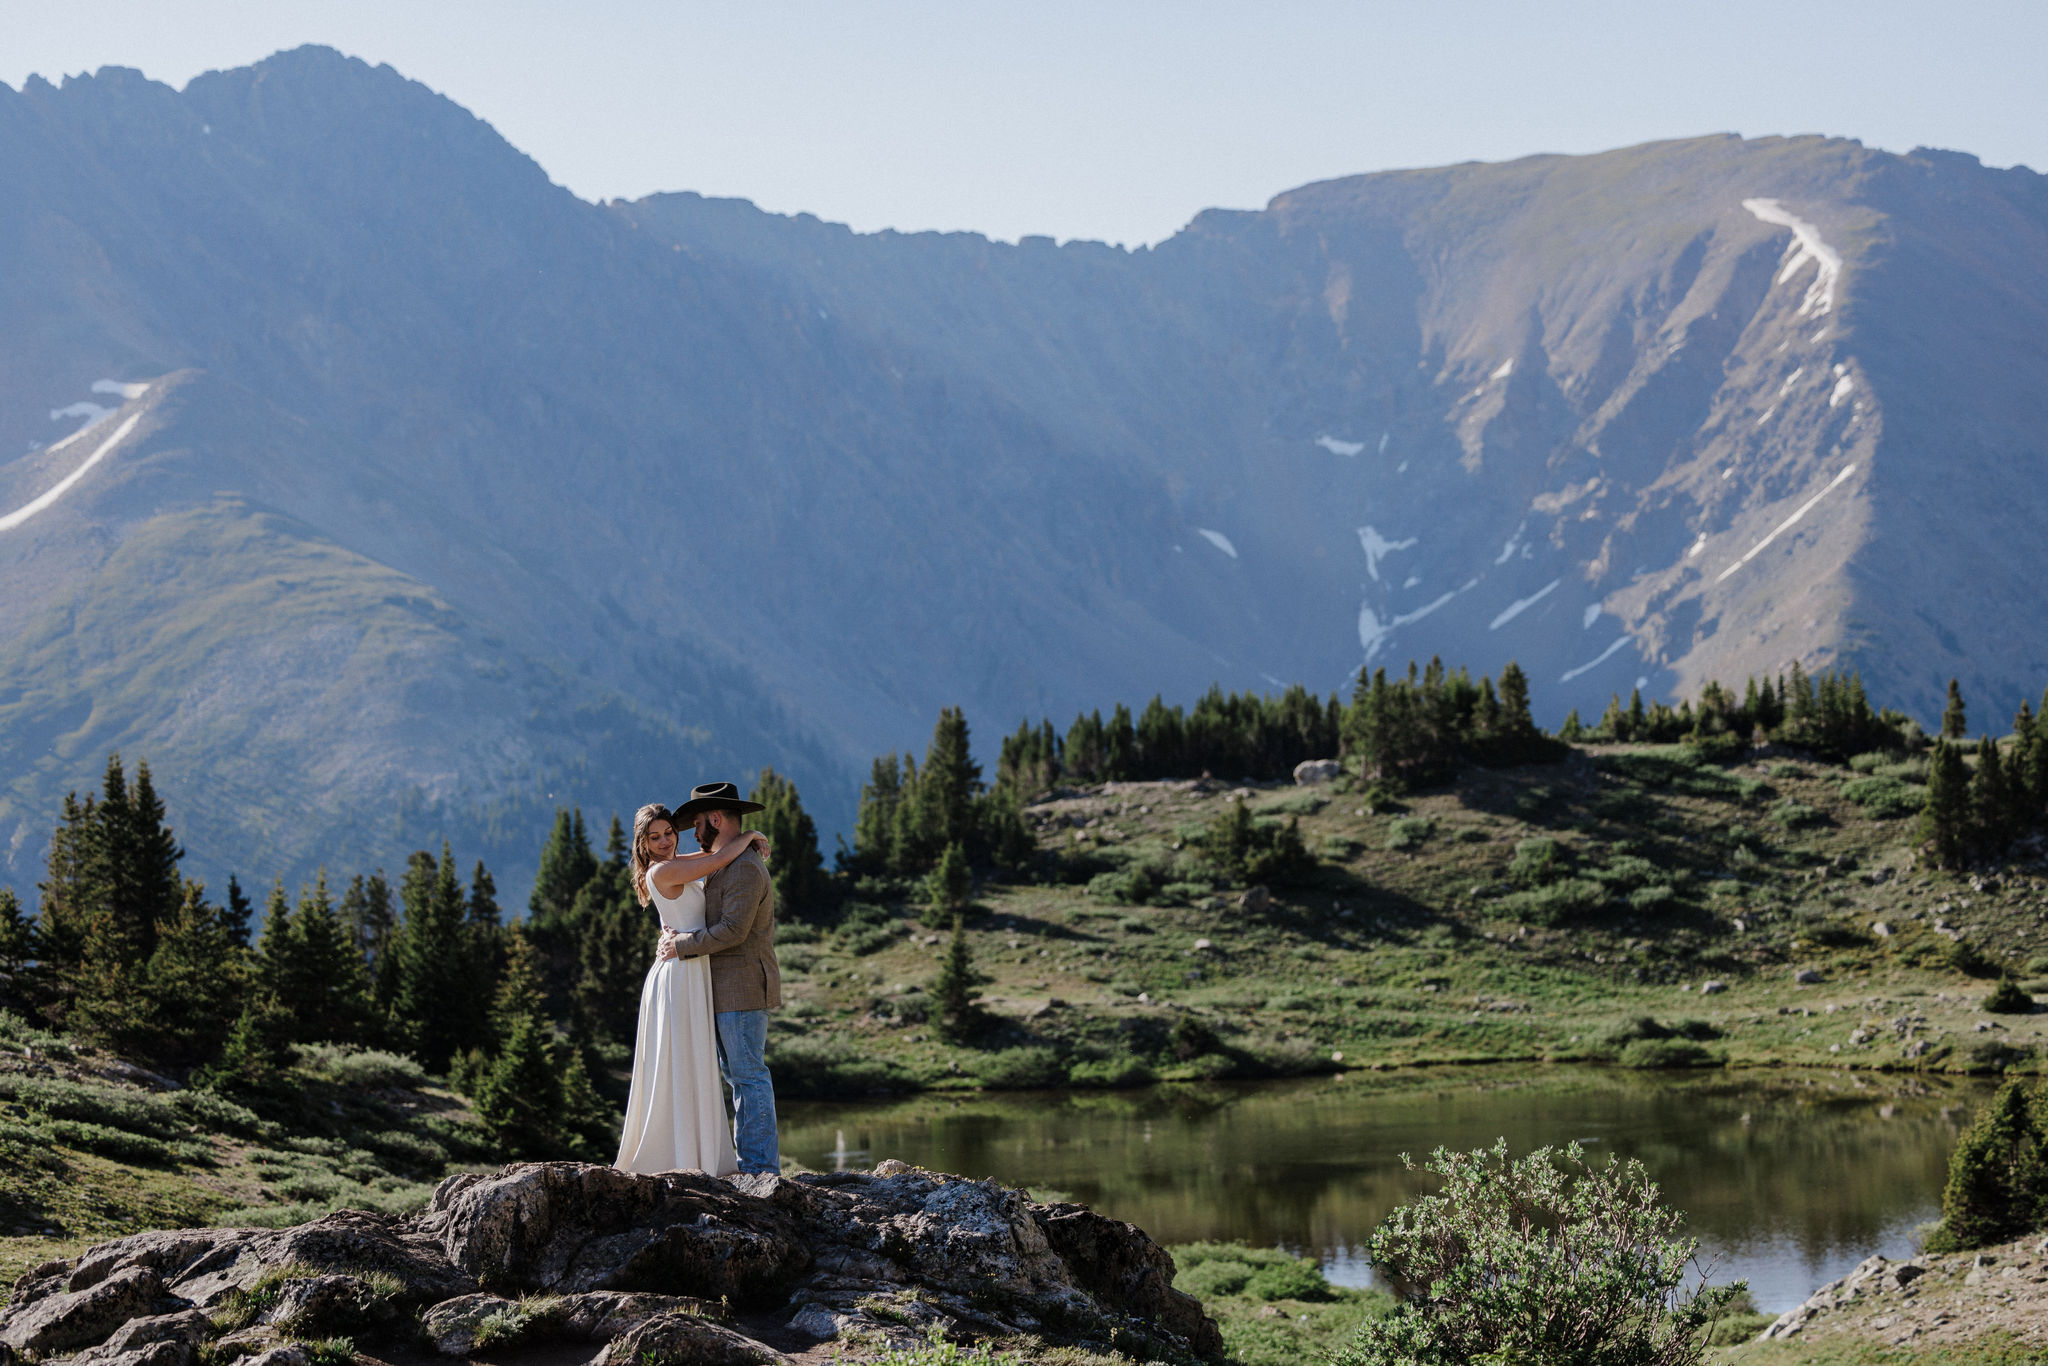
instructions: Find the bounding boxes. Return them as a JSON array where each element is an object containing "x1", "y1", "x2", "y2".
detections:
[{"x1": 670, "y1": 847, "x2": 781, "y2": 1012}]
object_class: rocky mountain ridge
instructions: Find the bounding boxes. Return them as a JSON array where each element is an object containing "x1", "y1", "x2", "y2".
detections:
[{"x1": 3, "y1": 46, "x2": 2046, "y2": 902}]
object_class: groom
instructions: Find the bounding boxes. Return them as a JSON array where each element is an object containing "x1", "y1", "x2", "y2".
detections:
[{"x1": 656, "y1": 781, "x2": 782, "y2": 1174}]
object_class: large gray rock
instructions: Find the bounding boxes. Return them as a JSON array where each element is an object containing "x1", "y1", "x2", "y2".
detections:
[
  {"x1": 2, "y1": 1162, "x2": 1222, "y2": 1363},
  {"x1": 64, "y1": 1309, "x2": 213, "y2": 1366},
  {"x1": 0, "y1": 1266, "x2": 172, "y2": 1354}
]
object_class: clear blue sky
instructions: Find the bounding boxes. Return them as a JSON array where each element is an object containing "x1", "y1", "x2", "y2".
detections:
[{"x1": 4, "y1": 0, "x2": 2043, "y2": 246}]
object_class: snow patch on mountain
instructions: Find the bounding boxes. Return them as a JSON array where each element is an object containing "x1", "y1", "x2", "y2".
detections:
[
  {"x1": 51, "y1": 401, "x2": 112, "y2": 425},
  {"x1": 1743, "y1": 198, "x2": 1843, "y2": 317},
  {"x1": 1356, "y1": 525, "x2": 1418, "y2": 582},
  {"x1": 1489, "y1": 578, "x2": 1560, "y2": 630},
  {"x1": 1495, "y1": 522, "x2": 1527, "y2": 565},
  {"x1": 1491, "y1": 358, "x2": 1514, "y2": 379},
  {"x1": 1715, "y1": 464, "x2": 1858, "y2": 583},
  {"x1": 1830, "y1": 373, "x2": 1855, "y2": 407},
  {"x1": 92, "y1": 379, "x2": 151, "y2": 400},
  {"x1": 1316, "y1": 434, "x2": 1365, "y2": 456},
  {"x1": 1196, "y1": 528, "x2": 1239, "y2": 559},
  {"x1": 1582, "y1": 605, "x2": 1602, "y2": 630},
  {"x1": 1359, "y1": 591, "x2": 1459, "y2": 660},
  {"x1": 1561, "y1": 635, "x2": 1635, "y2": 683},
  {"x1": 1, "y1": 412, "x2": 143, "y2": 533}
]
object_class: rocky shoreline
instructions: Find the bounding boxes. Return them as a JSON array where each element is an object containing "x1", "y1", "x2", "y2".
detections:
[
  {"x1": 1755, "y1": 1237, "x2": 2048, "y2": 1353},
  {"x1": 0, "y1": 1163, "x2": 1221, "y2": 1366}
]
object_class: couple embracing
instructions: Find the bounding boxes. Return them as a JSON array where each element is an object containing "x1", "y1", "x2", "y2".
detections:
[{"x1": 614, "y1": 782, "x2": 782, "y2": 1178}]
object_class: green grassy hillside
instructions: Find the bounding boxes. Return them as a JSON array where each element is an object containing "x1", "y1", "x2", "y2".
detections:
[{"x1": 765, "y1": 742, "x2": 2047, "y2": 1095}]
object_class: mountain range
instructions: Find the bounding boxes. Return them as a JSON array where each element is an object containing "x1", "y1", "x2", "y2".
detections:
[{"x1": 4, "y1": 46, "x2": 2045, "y2": 905}]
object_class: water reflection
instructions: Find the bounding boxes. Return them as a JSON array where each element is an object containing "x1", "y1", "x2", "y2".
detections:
[{"x1": 780, "y1": 1068, "x2": 1991, "y2": 1314}]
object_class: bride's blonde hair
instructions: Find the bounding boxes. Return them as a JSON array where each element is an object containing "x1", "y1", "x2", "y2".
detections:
[{"x1": 629, "y1": 803, "x2": 675, "y2": 907}]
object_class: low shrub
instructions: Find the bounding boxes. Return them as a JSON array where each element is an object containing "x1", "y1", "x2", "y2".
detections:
[
  {"x1": 1384, "y1": 817, "x2": 1435, "y2": 852},
  {"x1": 1627, "y1": 885, "x2": 1679, "y2": 914},
  {"x1": 1770, "y1": 800, "x2": 1823, "y2": 829},
  {"x1": 42, "y1": 1118, "x2": 177, "y2": 1163},
  {"x1": 0, "y1": 1075, "x2": 182, "y2": 1136},
  {"x1": 1256, "y1": 790, "x2": 1329, "y2": 817},
  {"x1": 1319, "y1": 836, "x2": 1364, "y2": 860},
  {"x1": 775, "y1": 921, "x2": 821, "y2": 945},
  {"x1": 1985, "y1": 979, "x2": 2036, "y2": 1014},
  {"x1": 0, "y1": 1009, "x2": 77, "y2": 1059},
  {"x1": 1176, "y1": 1259, "x2": 1253, "y2": 1298},
  {"x1": 1589, "y1": 855, "x2": 1662, "y2": 890},
  {"x1": 972, "y1": 1047, "x2": 1065, "y2": 1090},
  {"x1": 171, "y1": 1088, "x2": 262, "y2": 1136},
  {"x1": 1847, "y1": 751, "x2": 1888, "y2": 773},
  {"x1": 1244, "y1": 1258, "x2": 1335, "y2": 1302},
  {"x1": 1950, "y1": 938, "x2": 2009, "y2": 979},
  {"x1": 1066, "y1": 1054, "x2": 1154, "y2": 1088},
  {"x1": 1840, "y1": 776, "x2": 1924, "y2": 819},
  {"x1": 777, "y1": 944, "x2": 820, "y2": 973},
  {"x1": 1618, "y1": 1039, "x2": 1722, "y2": 1069},
  {"x1": 293, "y1": 1044, "x2": 427, "y2": 1090},
  {"x1": 358, "y1": 1128, "x2": 448, "y2": 1170},
  {"x1": 767, "y1": 1035, "x2": 916, "y2": 1098},
  {"x1": 1088, "y1": 867, "x2": 1158, "y2": 905},
  {"x1": 1495, "y1": 878, "x2": 1609, "y2": 926},
  {"x1": 1507, "y1": 837, "x2": 1564, "y2": 886},
  {"x1": 1337, "y1": 1141, "x2": 1744, "y2": 1366},
  {"x1": 838, "y1": 924, "x2": 899, "y2": 956}
]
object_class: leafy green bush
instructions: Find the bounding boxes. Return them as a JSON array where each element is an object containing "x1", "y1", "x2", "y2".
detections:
[
  {"x1": 777, "y1": 944, "x2": 821, "y2": 973},
  {"x1": 1770, "y1": 800, "x2": 1823, "y2": 829},
  {"x1": 1088, "y1": 866, "x2": 1159, "y2": 905},
  {"x1": 972, "y1": 1047, "x2": 1065, "y2": 1089},
  {"x1": 1627, "y1": 885, "x2": 1679, "y2": 914},
  {"x1": 1950, "y1": 938, "x2": 2009, "y2": 979},
  {"x1": 0, "y1": 1075, "x2": 182, "y2": 1136},
  {"x1": 1177, "y1": 1259, "x2": 1254, "y2": 1298},
  {"x1": 838, "y1": 924, "x2": 900, "y2": 956},
  {"x1": 1337, "y1": 1141, "x2": 1743, "y2": 1366},
  {"x1": 1985, "y1": 979, "x2": 2036, "y2": 1014},
  {"x1": 1508, "y1": 837, "x2": 1564, "y2": 886},
  {"x1": 1588, "y1": 855, "x2": 1665, "y2": 891},
  {"x1": 1926, "y1": 1079, "x2": 2048, "y2": 1251},
  {"x1": 0, "y1": 1009, "x2": 77, "y2": 1059},
  {"x1": 1496, "y1": 878, "x2": 1609, "y2": 927},
  {"x1": 775, "y1": 920, "x2": 821, "y2": 945},
  {"x1": 1066, "y1": 1054, "x2": 1154, "y2": 1088},
  {"x1": 1384, "y1": 817, "x2": 1435, "y2": 852},
  {"x1": 1840, "y1": 776, "x2": 1925, "y2": 819},
  {"x1": 1319, "y1": 836, "x2": 1364, "y2": 860},
  {"x1": 293, "y1": 1043, "x2": 427, "y2": 1090},
  {"x1": 358, "y1": 1128, "x2": 448, "y2": 1170},
  {"x1": 1256, "y1": 790, "x2": 1329, "y2": 817},
  {"x1": 1848, "y1": 751, "x2": 1888, "y2": 773},
  {"x1": 1618, "y1": 1039, "x2": 1721, "y2": 1069},
  {"x1": 766, "y1": 1035, "x2": 916, "y2": 1098},
  {"x1": 171, "y1": 1088, "x2": 262, "y2": 1136},
  {"x1": 1244, "y1": 1258, "x2": 1334, "y2": 1302},
  {"x1": 43, "y1": 1118, "x2": 177, "y2": 1163}
]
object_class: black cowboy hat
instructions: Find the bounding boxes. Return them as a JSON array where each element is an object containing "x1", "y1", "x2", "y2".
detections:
[{"x1": 672, "y1": 781, "x2": 765, "y2": 819}]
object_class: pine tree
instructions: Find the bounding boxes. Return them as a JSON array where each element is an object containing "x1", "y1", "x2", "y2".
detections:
[
  {"x1": 35, "y1": 793, "x2": 99, "y2": 997},
  {"x1": 1943, "y1": 678, "x2": 1968, "y2": 740},
  {"x1": 144, "y1": 881, "x2": 248, "y2": 1066},
  {"x1": 1103, "y1": 703, "x2": 1137, "y2": 781},
  {"x1": 260, "y1": 874, "x2": 374, "y2": 1046},
  {"x1": 1205, "y1": 798, "x2": 1256, "y2": 885},
  {"x1": 1922, "y1": 739, "x2": 1972, "y2": 869},
  {"x1": 471, "y1": 930, "x2": 606, "y2": 1159},
  {"x1": 920, "y1": 708, "x2": 982, "y2": 858},
  {"x1": 529, "y1": 808, "x2": 598, "y2": 926},
  {"x1": 1558, "y1": 709, "x2": 1585, "y2": 743},
  {"x1": 222, "y1": 875, "x2": 255, "y2": 951},
  {"x1": 889, "y1": 753, "x2": 927, "y2": 874},
  {"x1": 199, "y1": 989, "x2": 298, "y2": 1097},
  {"x1": 931, "y1": 913, "x2": 986, "y2": 1040},
  {"x1": 849, "y1": 755, "x2": 904, "y2": 876},
  {"x1": 0, "y1": 888, "x2": 38, "y2": 1017},
  {"x1": 124, "y1": 762, "x2": 183, "y2": 960},
  {"x1": 1927, "y1": 1079, "x2": 2048, "y2": 1251},
  {"x1": 976, "y1": 784, "x2": 1037, "y2": 872},
  {"x1": 747, "y1": 769, "x2": 829, "y2": 917},
  {"x1": 392, "y1": 846, "x2": 474, "y2": 1067},
  {"x1": 925, "y1": 841, "x2": 972, "y2": 913},
  {"x1": 1972, "y1": 736, "x2": 2013, "y2": 854},
  {"x1": 571, "y1": 857, "x2": 644, "y2": 1049}
]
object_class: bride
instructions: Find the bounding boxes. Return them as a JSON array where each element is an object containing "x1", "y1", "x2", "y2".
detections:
[{"x1": 614, "y1": 802, "x2": 770, "y2": 1176}]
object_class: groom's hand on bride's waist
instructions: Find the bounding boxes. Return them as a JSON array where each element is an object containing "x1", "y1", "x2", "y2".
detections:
[{"x1": 656, "y1": 928, "x2": 681, "y2": 961}]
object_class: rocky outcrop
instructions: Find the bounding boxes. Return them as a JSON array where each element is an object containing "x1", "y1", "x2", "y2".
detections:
[
  {"x1": 0, "y1": 1162, "x2": 1221, "y2": 1365},
  {"x1": 1760, "y1": 1253, "x2": 1930, "y2": 1340}
]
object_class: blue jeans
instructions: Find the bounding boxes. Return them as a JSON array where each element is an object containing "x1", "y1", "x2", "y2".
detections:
[{"x1": 714, "y1": 1009, "x2": 779, "y2": 1174}]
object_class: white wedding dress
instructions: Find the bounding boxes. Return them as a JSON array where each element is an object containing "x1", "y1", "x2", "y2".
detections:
[{"x1": 614, "y1": 875, "x2": 737, "y2": 1176}]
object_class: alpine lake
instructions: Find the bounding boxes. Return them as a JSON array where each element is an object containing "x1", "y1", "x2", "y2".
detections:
[{"x1": 782, "y1": 1066, "x2": 1995, "y2": 1315}]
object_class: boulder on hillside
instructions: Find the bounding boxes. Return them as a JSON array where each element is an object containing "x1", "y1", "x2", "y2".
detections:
[
  {"x1": 0, "y1": 1162, "x2": 1222, "y2": 1365},
  {"x1": 1293, "y1": 759, "x2": 1342, "y2": 786}
]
